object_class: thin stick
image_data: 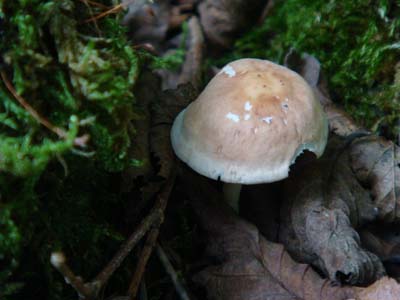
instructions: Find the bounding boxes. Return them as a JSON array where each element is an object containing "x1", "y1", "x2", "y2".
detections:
[
  {"x1": 50, "y1": 171, "x2": 176, "y2": 299},
  {"x1": 84, "y1": 0, "x2": 138, "y2": 23},
  {"x1": 1, "y1": 71, "x2": 67, "y2": 139},
  {"x1": 156, "y1": 244, "x2": 191, "y2": 300},
  {"x1": 0, "y1": 71, "x2": 89, "y2": 147},
  {"x1": 94, "y1": 170, "x2": 176, "y2": 290},
  {"x1": 139, "y1": 279, "x2": 148, "y2": 300},
  {"x1": 79, "y1": 0, "x2": 109, "y2": 9},
  {"x1": 81, "y1": 0, "x2": 102, "y2": 37},
  {"x1": 128, "y1": 228, "x2": 159, "y2": 298},
  {"x1": 178, "y1": 16, "x2": 204, "y2": 91},
  {"x1": 50, "y1": 252, "x2": 94, "y2": 299}
]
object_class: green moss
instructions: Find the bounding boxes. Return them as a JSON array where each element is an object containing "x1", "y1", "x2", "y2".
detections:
[
  {"x1": 1, "y1": 0, "x2": 140, "y2": 175},
  {"x1": 151, "y1": 21, "x2": 188, "y2": 70},
  {"x1": 0, "y1": 1, "x2": 144, "y2": 298},
  {"x1": 226, "y1": 0, "x2": 400, "y2": 134}
]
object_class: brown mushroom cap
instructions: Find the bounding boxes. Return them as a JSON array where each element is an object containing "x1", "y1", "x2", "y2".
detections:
[{"x1": 171, "y1": 58, "x2": 328, "y2": 184}]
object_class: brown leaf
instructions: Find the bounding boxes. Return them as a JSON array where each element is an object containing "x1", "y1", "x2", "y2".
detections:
[
  {"x1": 183, "y1": 172, "x2": 356, "y2": 300},
  {"x1": 198, "y1": 0, "x2": 268, "y2": 49},
  {"x1": 279, "y1": 136, "x2": 385, "y2": 285},
  {"x1": 150, "y1": 83, "x2": 197, "y2": 177},
  {"x1": 349, "y1": 135, "x2": 400, "y2": 223},
  {"x1": 122, "y1": 1, "x2": 170, "y2": 51},
  {"x1": 360, "y1": 226, "x2": 400, "y2": 278}
]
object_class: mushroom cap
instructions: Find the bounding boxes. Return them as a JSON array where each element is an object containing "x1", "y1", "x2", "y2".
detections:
[{"x1": 171, "y1": 58, "x2": 328, "y2": 184}]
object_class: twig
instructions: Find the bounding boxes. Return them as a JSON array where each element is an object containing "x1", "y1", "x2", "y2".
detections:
[
  {"x1": 84, "y1": 3, "x2": 124, "y2": 22},
  {"x1": 132, "y1": 43, "x2": 158, "y2": 55},
  {"x1": 156, "y1": 244, "x2": 191, "y2": 300},
  {"x1": 178, "y1": 16, "x2": 204, "y2": 91},
  {"x1": 50, "y1": 252, "x2": 94, "y2": 299},
  {"x1": 50, "y1": 170, "x2": 176, "y2": 299},
  {"x1": 93, "y1": 170, "x2": 176, "y2": 293},
  {"x1": 79, "y1": 0, "x2": 109, "y2": 9},
  {"x1": 81, "y1": 0, "x2": 102, "y2": 37},
  {"x1": 258, "y1": 0, "x2": 274, "y2": 24},
  {"x1": 127, "y1": 228, "x2": 159, "y2": 298},
  {"x1": 84, "y1": 0, "x2": 140, "y2": 23},
  {"x1": 0, "y1": 71, "x2": 89, "y2": 147},
  {"x1": 1, "y1": 71, "x2": 67, "y2": 138},
  {"x1": 139, "y1": 279, "x2": 148, "y2": 300}
]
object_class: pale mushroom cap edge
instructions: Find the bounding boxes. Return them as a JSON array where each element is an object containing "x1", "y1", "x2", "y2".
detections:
[{"x1": 171, "y1": 58, "x2": 329, "y2": 184}]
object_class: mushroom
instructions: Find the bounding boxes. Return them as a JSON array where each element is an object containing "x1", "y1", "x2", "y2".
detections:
[{"x1": 171, "y1": 58, "x2": 328, "y2": 211}]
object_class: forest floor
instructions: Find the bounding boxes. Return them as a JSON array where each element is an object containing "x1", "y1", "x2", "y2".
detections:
[{"x1": 1, "y1": 1, "x2": 400, "y2": 299}]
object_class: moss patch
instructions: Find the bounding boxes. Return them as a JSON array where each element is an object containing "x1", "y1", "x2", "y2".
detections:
[
  {"x1": 0, "y1": 1, "x2": 143, "y2": 298},
  {"x1": 223, "y1": 0, "x2": 400, "y2": 135}
]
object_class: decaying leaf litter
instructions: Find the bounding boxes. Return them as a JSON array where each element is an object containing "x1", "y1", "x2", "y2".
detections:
[{"x1": 1, "y1": 0, "x2": 400, "y2": 299}]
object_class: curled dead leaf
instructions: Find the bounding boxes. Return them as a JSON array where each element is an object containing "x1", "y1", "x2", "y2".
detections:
[
  {"x1": 355, "y1": 277, "x2": 400, "y2": 300},
  {"x1": 183, "y1": 171, "x2": 356, "y2": 300},
  {"x1": 198, "y1": 0, "x2": 268, "y2": 49},
  {"x1": 349, "y1": 135, "x2": 400, "y2": 223},
  {"x1": 280, "y1": 136, "x2": 385, "y2": 285}
]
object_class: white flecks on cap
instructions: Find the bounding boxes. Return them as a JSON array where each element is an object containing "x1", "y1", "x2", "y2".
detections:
[
  {"x1": 283, "y1": 119, "x2": 288, "y2": 125},
  {"x1": 244, "y1": 114, "x2": 251, "y2": 120},
  {"x1": 226, "y1": 112, "x2": 240, "y2": 122},
  {"x1": 170, "y1": 58, "x2": 329, "y2": 185},
  {"x1": 244, "y1": 101, "x2": 252, "y2": 111},
  {"x1": 261, "y1": 116, "x2": 273, "y2": 124},
  {"x1": 220, "y1": 65, "x2": 236, "y2": 77}
]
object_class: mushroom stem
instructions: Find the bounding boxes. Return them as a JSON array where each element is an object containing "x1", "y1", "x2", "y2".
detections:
[{"x1": 223, "y1": 183, "x2": 242, "y2": 212}]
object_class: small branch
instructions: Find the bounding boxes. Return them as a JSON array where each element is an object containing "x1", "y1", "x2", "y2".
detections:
[
  {"x1": 81, "y1": 0, "x2": 102, "y2": 37},
  {"x1": 84, "y1": 4, "x2": 124, "y2": 22},
  {"x1": 258, "y1": 0, "x2": 274, "y2": 24},
  {"x1": 0, "y1": 71, "x2": 89, "y2": 147},
  {"x1": 156, "y1": 244, "x2": 191, "y2": 300},
  {"x1": 93, "y1": 207, "x2": 161, "y2": 287},
  {"x1": 127, "y1": 228, "x2": 159, "y2": 299},
  {"x1": 79, "y1": 0, "x2": 109, "y2": 9},
  {"x1": 84, "y1": 0, "x2": 140, "y2": 23},
  {"x1": 50, "y1": 171, "x2": 176, "y2": 299},
  {"x1": 178, "y1": 16, "x2": 204, "y2": 91},
  {"x1": 93, "y1": 170, "x2": 176, "y2": 293},
  {"x1": 1, "y1": 71, "x2": 66, "y2": 138},
  {"x1": 139, "y1": 279, "x2": 148, "y2": 300},
  {"x1": 50, "y1": 252, "x2": 94, "y2": 299}
]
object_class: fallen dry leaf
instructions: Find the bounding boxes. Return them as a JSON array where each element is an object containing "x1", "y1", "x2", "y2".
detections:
[
  {"x1": 122, "y1": 1, "x2": 170, "y2": 51},
  {"x1": 355, "y1": 277, "x2": 400, "y2": 300},
  {"x1": 279, "y1": 136, "x2": 385, "y2": 285},
  {"x1": 180, "y1": 169, "x2": 400, "y2": 300},
  {"x1": 281, "y1": 51, "x2": 399, "y2": 283},
  {"x1": 349, "y1": 135, "x2": 400, "y2": 223},
  {"x1": 360, "y1": 226, "x2": 400, "y2": 278},
  {"x1": 198, "y1": 0, "x2": 268, "y2": 49},
  {"x1": 183, "y1": 171, "x2": 356, "y2": 300}
]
